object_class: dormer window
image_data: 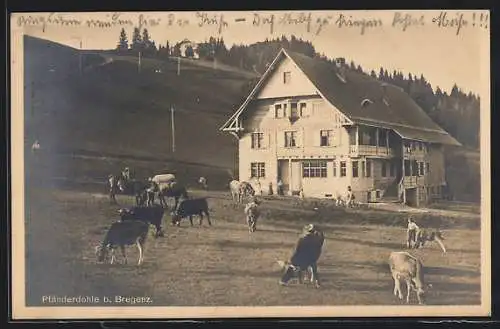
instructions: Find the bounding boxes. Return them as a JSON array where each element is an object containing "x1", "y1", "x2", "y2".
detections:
[
  {"x1": 361, "y1": 99, "x2": 373, "y2": 108},
  {"x1": 283, "y1": 71, "x2": 291, "y2": 84}
]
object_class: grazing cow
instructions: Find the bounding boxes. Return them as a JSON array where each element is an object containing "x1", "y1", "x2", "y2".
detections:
[
  {"x1": 415, "y1": 229, "x2": 447, "y2": 253},
  {"x1": 277, "y1": 224, "x2": 325, "y2": 288},
  {"x1": 229, "y1": 180, "x2": 255, "y2": 204},
  {"x1": 95, "y1": 220, "x2": 149, "y2": 265},
  {"x1": 118, "y1": 205, "x2": 165, "y2": 237},
  {"x1": 158, "y1": 181, "x2": 189, "y2": 210},
  {"x1": 171, "y1": 197, "x2": 211, "y2": 227},
  {"x1": 388, "y1": 251, "x2": 430, "y2": 304},
  {"x1": 244, "y1": 198, "x2": 261, "y2": 233}
]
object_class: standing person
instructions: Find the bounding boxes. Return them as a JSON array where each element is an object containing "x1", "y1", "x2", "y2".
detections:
[
  {"x1": 279, "y1": 224, "x2": 325, "y2": 288},
  {"x1": 244, "y1": 196, "x2": 261, "y2": 233},
  {"x1": 108, "y1": 174, "x2": 118, "y2": 204},
  {"x1": 256, "y1": 177, "x2": 263, "y2": 195},
  {"x1": 268, "y1": 182, "x2": 274, "y2": 196},
  {"x1": 198, "y1": 176, "x2": 208, "y2": 190},
  {"x1": 407, "y1": 216, "x2": 420, "y2": 249},
  {"x1": 122, "y1": 167, "x2": 131, "y2": 181},
  {"x1": 277, "y1": 179, "x2": 284, "y2": 196},
  {"x1": 345, "y1": 186, "x2": 355, "y2": 208}
]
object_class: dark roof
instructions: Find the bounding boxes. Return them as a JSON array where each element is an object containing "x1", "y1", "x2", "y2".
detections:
[{"x1": 284, "y1": 50, "x2": 461, "y2": 146}]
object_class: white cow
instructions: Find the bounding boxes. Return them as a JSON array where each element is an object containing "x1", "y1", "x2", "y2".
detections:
[
  {"x1": 229, "y1": 180, "x2": 255, "y2": 204},
  {"x1": 152, "y1": 174, "x2": 176, "y2": 191},
  {"x1": 388, "y1": 251, "x2": 430, "y2": 304}
]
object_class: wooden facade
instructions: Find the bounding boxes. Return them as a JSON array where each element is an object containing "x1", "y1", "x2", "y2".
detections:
[{"x1": 221, "y1": 49, "x2": 458, "y2": 206}]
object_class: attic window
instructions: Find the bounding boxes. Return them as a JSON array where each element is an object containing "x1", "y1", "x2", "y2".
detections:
[
  {"x1": 283, "y1": 72, "x2": 291, "y2": 84},
  {"x1": 361, "y1": 99, "x2": 373, "y2": 108}
]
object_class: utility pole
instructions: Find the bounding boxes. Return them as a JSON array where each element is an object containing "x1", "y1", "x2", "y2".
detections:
[
  {"x1": 138, "y1": 51, "x2": 142, "y2": 74},
  {"x1": 177, "y1": 56, "x2": 181, "y2": 76},
  {"x1": 171, "y1": 106, "x2": 176, "y2": 153},
  {"x1": 79, "y1": 40, "x2": 83, "y2": 76}
]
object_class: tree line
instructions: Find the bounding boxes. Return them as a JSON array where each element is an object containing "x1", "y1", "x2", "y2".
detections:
[{"x1": 115, "y1": 28, "x2": 480, "y2": 150}]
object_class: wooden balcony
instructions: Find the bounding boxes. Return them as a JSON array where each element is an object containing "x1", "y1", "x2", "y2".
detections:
[{"x1": 349, "y1": 145, "x2": 395, "y2": 158}]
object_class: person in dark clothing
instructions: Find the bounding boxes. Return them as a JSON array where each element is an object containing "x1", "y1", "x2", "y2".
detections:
[{"x1": 279, "y1": 224, "x2": 325, "y2": 288}]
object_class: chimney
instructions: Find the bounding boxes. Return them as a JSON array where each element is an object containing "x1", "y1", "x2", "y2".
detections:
[{"x1": 335, "y1": 58, "x2": 347, "y2": 83}]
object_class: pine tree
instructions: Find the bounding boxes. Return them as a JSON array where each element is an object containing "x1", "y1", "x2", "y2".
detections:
[
  {"x1": 117, "y1": 28, "x2": 129, "y2": 52},
  {"x1": 130, "y1": 27, "x2": 143, "y2": 53}
]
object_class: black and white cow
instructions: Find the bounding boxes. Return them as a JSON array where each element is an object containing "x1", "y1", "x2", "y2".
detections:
[
  {"x1": 95, "y1": 220, "x2": 150, "y2": 265},
  {"x1": 118, "y1": 205, "x2": 165, "y2": 237},
  {"x1": 171, "y1": 198, "x2": 211, "y2": 227},
  {"x1": 277, "y1": 224, "x2": 325, "y2": 288}
]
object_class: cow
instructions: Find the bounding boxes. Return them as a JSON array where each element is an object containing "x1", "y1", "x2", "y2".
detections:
[
  {"x1": 414, "y1": 229, "x2": 447, "y2": 253},
  {"x1": 152, "y1": 173, "x2": 176, "y2": 189},
  {"x1": 158, "y1": 181, "x2": 189, "y2": 210},
  {"x1": 109, "y1": 174, "x2": 150, "y2": 206},
  {"x1": 171, "y1": 197, "x2": 211, "y2": 227},
  {"x1": 244, "y1": 198, "x2": 261, "y2": 233},
  {"x1": 94, "y1": 220, "x2": 149, "y2": 265},
  {"x1": 388, "y1": 251, "x2": 430, "y2": 304},
  {"x1": 277, "y1": 224, "x2": 325, "y2": 288},
  {"x1": 118, "y1": 205, "x2": 165, "y2": 237},
  {"x1": 229, "y1": 180, "x2": 255, "y2": 204}
]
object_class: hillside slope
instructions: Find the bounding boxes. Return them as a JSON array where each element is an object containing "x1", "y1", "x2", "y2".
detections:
[{"x1": 24, "y1": 36, "x2": 258, "y2": 175}]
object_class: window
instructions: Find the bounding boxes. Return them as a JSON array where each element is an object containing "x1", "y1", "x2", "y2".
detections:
[
  {"x1": 352, "y1": 161, "x2": 359, "y2": 177},
  {"x1": 381, "y1": 161, "x2": 387, "y2": 177},
  {"x1": 359, "y1": 126, "x2": 377, "y2": 146},
  {"x1": 290, "y1": 102, "x2": 299, "y2": 119},
  {"x1": 418, "y1": 142, "x2": 423, "y2": 151},
  {"x1": 303, "y1": 160, "x2": 327, "y2": 178},
  {"x1": 251, "y1": 162, "x2": 265, "y2": 178},
  {"x1": 320, "y1": 130, "x2": 334, "y2": 146},
  {"x1": 283, "y1": 103, "x2": 288, "y2": 117},
  {"x1": 376, "y1": 190, "x2": 381, "y2": 198},
  {"x1": 361, "y1": 161, "x2": 365, "y2": 177},
  {"x1": 379, "y1": 129, "x2": 387, "y2": 147},
  {"x1": 389, "y1": 161, "x2": 395, "y2": 176},
  {"x1": 412, "y1": 160, "x2": 419, "y2": 176},
  {"x1": 366, "y1": 160, "x2": 372, "y2": 177},
  {"x1": 251, "y1": 132, "x2": 264, "y2": 149},
  {"x1": 299, "y1": 103, "x2": 307, "y2": 116},
  {"x1": 426, "y1": 162, "x2": 430, "y2": 174},
  {"x1": 284, "y1": 131, "x2": 297, "y2": 147},
  {"x1": 404, "y1": 160, "x2": 411, "y2": 176},
  {"x1": 411, "y1": 142, "x2": 416, "y2": 151},
  {"x1": 283, "y1": 71, "x2": 291, "y2": 84},
  {"x1": 419, "y1": 162, "x2": 424, "y2": 176},
  {"x1": 333, "y1": 161, "x2": 337, "y2": 177},
  {"x1": 274, "y1": 104, "x2": 283, "y2": 118},
  {"x1": 340, "y1": 161, "x2": 347, "y2": 177}
]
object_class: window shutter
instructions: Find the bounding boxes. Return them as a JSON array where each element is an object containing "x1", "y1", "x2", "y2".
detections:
[
  {"x1": 277, "y1": 131, "x2": 284, "y2": 148},
  {"x1": 270, "y1": 105, "x2": 275, "y2": 118},
  {"x1": 296, "y1": 129, "x2": 303, "y2": 147}
]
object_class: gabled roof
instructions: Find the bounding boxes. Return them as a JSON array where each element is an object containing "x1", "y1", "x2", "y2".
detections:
[{"x1": 220, "y1": 48, "x2": 461, "y2": 146}]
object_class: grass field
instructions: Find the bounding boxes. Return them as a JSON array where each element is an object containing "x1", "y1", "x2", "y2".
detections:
[{"x1": 25, "y1": 174, "x2": 482, "y2": 307}]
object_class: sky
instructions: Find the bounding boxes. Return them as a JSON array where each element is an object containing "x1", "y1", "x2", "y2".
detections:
[{"x1": 12, "y1": 10, "x2": 490, "y2": 95}]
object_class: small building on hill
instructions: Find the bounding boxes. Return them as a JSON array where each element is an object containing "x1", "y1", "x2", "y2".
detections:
[
  {"x1": 219, "y1": 48, "x2": 461, "y2": 207},
  {"x1": 176, "y1": 39, "x2": 199, "y2": 59}
]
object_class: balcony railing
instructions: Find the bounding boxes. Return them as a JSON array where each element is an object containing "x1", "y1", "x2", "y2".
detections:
[{"x1": 349, "y1": 145, "x2": 394, "y2": 157}]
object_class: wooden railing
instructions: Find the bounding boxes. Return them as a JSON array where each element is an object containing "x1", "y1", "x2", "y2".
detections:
[{"x1": 349, "y1": 145, "x2": 395, "y2": 157}]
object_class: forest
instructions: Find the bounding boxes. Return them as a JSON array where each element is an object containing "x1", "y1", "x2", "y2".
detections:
[{"x1": 115, "y1": 27, "x2": 480, "y2": 150}]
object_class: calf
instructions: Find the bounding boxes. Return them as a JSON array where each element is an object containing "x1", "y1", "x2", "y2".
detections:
[
  {"x1": 119, "y1": 205, "x2": 165, "y2": 237},
  {"x1": 415, "y1": 229, "x2": 447, "y2": 253},
  {"x1": 388, "y1": 251, "x2": 430, "y2": 304},
  {"x1": 171, "y1": 198, "x2": 211, "y2": 227},
  {"x1": 244, "y1": 200, "x2": 261, "y2": 233},
  {"x1": 95, "y1": 220, "x2": 149, "y2": 265}
]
